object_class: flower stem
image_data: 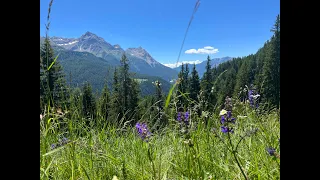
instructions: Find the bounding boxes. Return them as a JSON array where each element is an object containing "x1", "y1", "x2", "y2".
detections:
[
  {"x1": 148, "y1": 146, "x2": 156, "y2": 180},
  {"x1": 227, "y1": 132, "x2": 248, "y2": 180}
]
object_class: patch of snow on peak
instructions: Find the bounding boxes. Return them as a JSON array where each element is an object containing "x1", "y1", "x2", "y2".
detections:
[{"x1": 57, "y1": 40, "x2": 79, "y2": 46}]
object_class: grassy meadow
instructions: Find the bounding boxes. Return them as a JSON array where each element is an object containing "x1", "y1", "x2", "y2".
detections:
[{"x1": 40, "y1": 97, "x2": 280, "y2": 179}]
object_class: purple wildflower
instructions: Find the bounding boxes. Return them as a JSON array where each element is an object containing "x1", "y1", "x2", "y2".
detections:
[
  {"x1": 135, "y1": 122, "x2": 151, "y2": 141},
  {"x1": 61, "y1": 137, "x2": 69, "y2": 145},
  {"x1": 248, "y1": 90, "x2": 254, "y2": 107},
  {"x1": 221, "y1": 126, "x2": 233, "y2": 133},
  {"x1": 177, "y1": 112, "x2": 182, "y2": 122},
  {"x1": 184, "y1": 111, "x2": 189, "y2": 125},
  {"x1": 51, "y1": 144, "x2": 56, "y2": 150},
  {"x1": 266, "y1": 147, "x2": 276, "y2": 156},
  {"x1": 221, "y1": 115, "x2": 226, "y2": 124},
  {"x1": 184, "y1": 111, "x2": 189, "y2": 121},
  {"x1": 221, "y1": 126, "x2": 228, "y2": 133},
  {"x1": 230, "y1": 117, "x2": 236, "y2": 124},
  {"x1": 248, "y1": 89, "x2": 260, "y2": 108},
  {"x1": 227, "y1": 111, "x2": 232, "y2": 119}
]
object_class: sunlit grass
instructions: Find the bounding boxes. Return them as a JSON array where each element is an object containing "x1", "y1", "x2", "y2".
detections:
[{"x1": 40, "y1": 102, "x2": 280, "y2": 179}]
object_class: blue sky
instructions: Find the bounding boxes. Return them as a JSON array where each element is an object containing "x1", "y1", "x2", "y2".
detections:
[{"x1": 40, "y1": 0, "x2": 279, "y2": 67}]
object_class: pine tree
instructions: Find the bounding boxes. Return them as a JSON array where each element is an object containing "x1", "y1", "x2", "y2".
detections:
[
  {"x1": 99, "y1": 82, "x2": 111, "y2": 124},
  {"x1": 40, "y1": 38, "x2": 68, "y2": 109},
  {"x1": 82, "y1": 82, "x2": 96, "y2": 120},
  {"x1": 128, "y1": 77, "x2": 140, "y2": 125},
  {"x1": 183, "y1": 63, "x2": 190, "y2": 107},
  {"x1": 200, "y1": 55, "x2": 214, "y2": 111},
  {"x1": 115, "y1": 53, "x2": 140, "y2": 124},
  {"x1": 120, "y1": 53, "x2": 130, "y2": 117},
  {"x1": 177, "y1": 64, "x2": 185, "y2": 108},
  {"x1": 233, "y1": 58, "x2": 251, "y2": 101},
  {"x1": 189, "y1": 63, "x2": 200, "y2": 103},
  {"x1": 254, "y1": 43, "x2": 269, "y2": 91},
  {"x1": 110, "y1": 67, "x2": 122, "y2": 124},
  {"x1": 262, "y1": 14, "x2": 280, "y2": 108}
]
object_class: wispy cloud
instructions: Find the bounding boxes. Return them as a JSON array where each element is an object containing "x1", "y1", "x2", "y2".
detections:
[
  {"x1": 163, "y1": 60, "x2": 203, "y2": 68},
  {"x1": 185, "y1": 46, "x2": 219, "y2": 54}
]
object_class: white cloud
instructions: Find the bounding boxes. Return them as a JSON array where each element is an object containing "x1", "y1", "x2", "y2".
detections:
[
  {"x1": 162, "y1": 60, "x2": 203, "y2": 68},
  {"x1": 185, "y1": 46, "x2": 219, "y2": 54},
  {"x1": 203, "y1": 46, "x2": 214, "y2": 50}
]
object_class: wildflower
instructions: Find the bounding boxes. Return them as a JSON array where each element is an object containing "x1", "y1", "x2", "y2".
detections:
[
  {"x1": 227, "y1": 111, "x2": 232, "y2": 119},
  {"x1": 224, "y1": 96, "x2": 233, "y2": 110},
  {"x1": 177, "y1": 111, "x2": 190, "y2": 126},
  {"x1": 184, "y1": 111, "x2": 189, "y2": 120},
  {"x1": 248, "y1": 89, "x2": 260, "y2": 108},
  {"x1": 266, "y1": 147, "x2": 276, "y2": 156},
  {"x1": 135, "y1": 122, "x2": 151, "y2": 141},
  {"x1": 221, "y1": 126, "x2": 228, "y2": 133},
  {"x1": 230, "y1": 117, "x2": 236, "y2": 124},
  {"x1": 221, "y1": 126, "x2": 234, "y2": 133},
  {"x1": 221, "y1": 115, "x2": 226, "y2": 124},
  {"x1": 50, "y1": 144, "x2": 56, "y2": 150},
  {"x1": 248, "y1": 90, "x2": 254, "y2": 106},
  {"x1": 221, "y1": 112, "x2": 236, "y2": 124},
  {"x1": 184, "y1": 111, "x2": 189, "y2": 125},
  {"x1": 219, "y1": 109, "x2": 227, "y2": 116},
  {"x1": 177, "y1": 112, "x2": 181, "y2": 122},
  {"x1": 220, "y1": 99, "x2": 236, "y2": 134},
  {"x1": 61, "y1": 137, "x2": 69, "y2": 145}
]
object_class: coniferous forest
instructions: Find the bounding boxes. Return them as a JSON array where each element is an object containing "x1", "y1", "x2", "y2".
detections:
[{"x1": 40, "y1": 1, "x2": 280, "y2": 179}]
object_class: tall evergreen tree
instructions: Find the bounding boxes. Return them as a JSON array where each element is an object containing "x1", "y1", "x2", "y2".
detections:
[
  {"x1": 183, "y1": 63, "x2": 190, "y2": 107},
  {"x1": 115, "y1": 53, "x2": 140, "y2": 124},
  {"x1": 189, "y1": 63, "x2": 200, "y2": 103},
  {"x1": 40, "y1": 38, "x2": 68, "y2": 109},
  {"x1": 254, "y1": 43, "x2": 269, "y2": 91},
  {"x1": 128, "y1": 77, "x2": 140, "y2": 124},
  {"x1": 233, "y1": 58, "x2": 251, "y2": 101},
  {"x1": 82, "y1": 82, "x2": 96, "y2": 119},
  {"x1": 177, "y1": 64, "x2": 185, "y2": 108},
  {"x1": 261, "y1": 14, "x2": 280, "y2": 108},
  {"x1": 99, "y1": 82, "x2": 111, "y2": 124},
  {"x1": 200, "y1": 55, "x2": 214, "y2": 111},
  {"x1": 110, "y1": 67, "x2": 122, "y2": 124},
  {"x1": 120, "y1": 53, "x2": 130, "y2": 117}
]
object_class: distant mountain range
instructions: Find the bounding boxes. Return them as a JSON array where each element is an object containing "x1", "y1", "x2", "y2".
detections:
[
  {"x1": 40, "y1": 32, "x2": 175, "y2": 95},
  {"x1": 41, "y1": 32, "x2": 178, "y2": 82},
  {"x1": 172, "y1": 57, "x2": 234, "y2": 77},
  {"x1": 40, "y1": 31, "x2": 233, "y2": 95}
]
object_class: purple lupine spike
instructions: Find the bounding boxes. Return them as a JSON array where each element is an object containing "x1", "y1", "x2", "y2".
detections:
[
  {"x1": 184, "y1": 111, "x2": 189, "y2": 121},
  {"x1": 227, "y1": 111, "x2": 232, "y2": 119},
  {"x1": 135, "y1": 122, "x2": 151, "y2": 141},
  {"x1": 184, "y1": 111, "x2": 189, "y2": 125},
  {"x1": 177, "y1": 112, "x2": 182, "y2": 122},
  {"x1": 135, "y1": 122, "x2": 142, "y2": 133},
  {"x1": 221, "y1": 115, "x2": 226, "y2": 124},
  {"x1": 221, "y1": 126, "x2": 234, "y2": 133},
  {"x1": 221, "y1": 126, "x2": 228, "y2": 133}
]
